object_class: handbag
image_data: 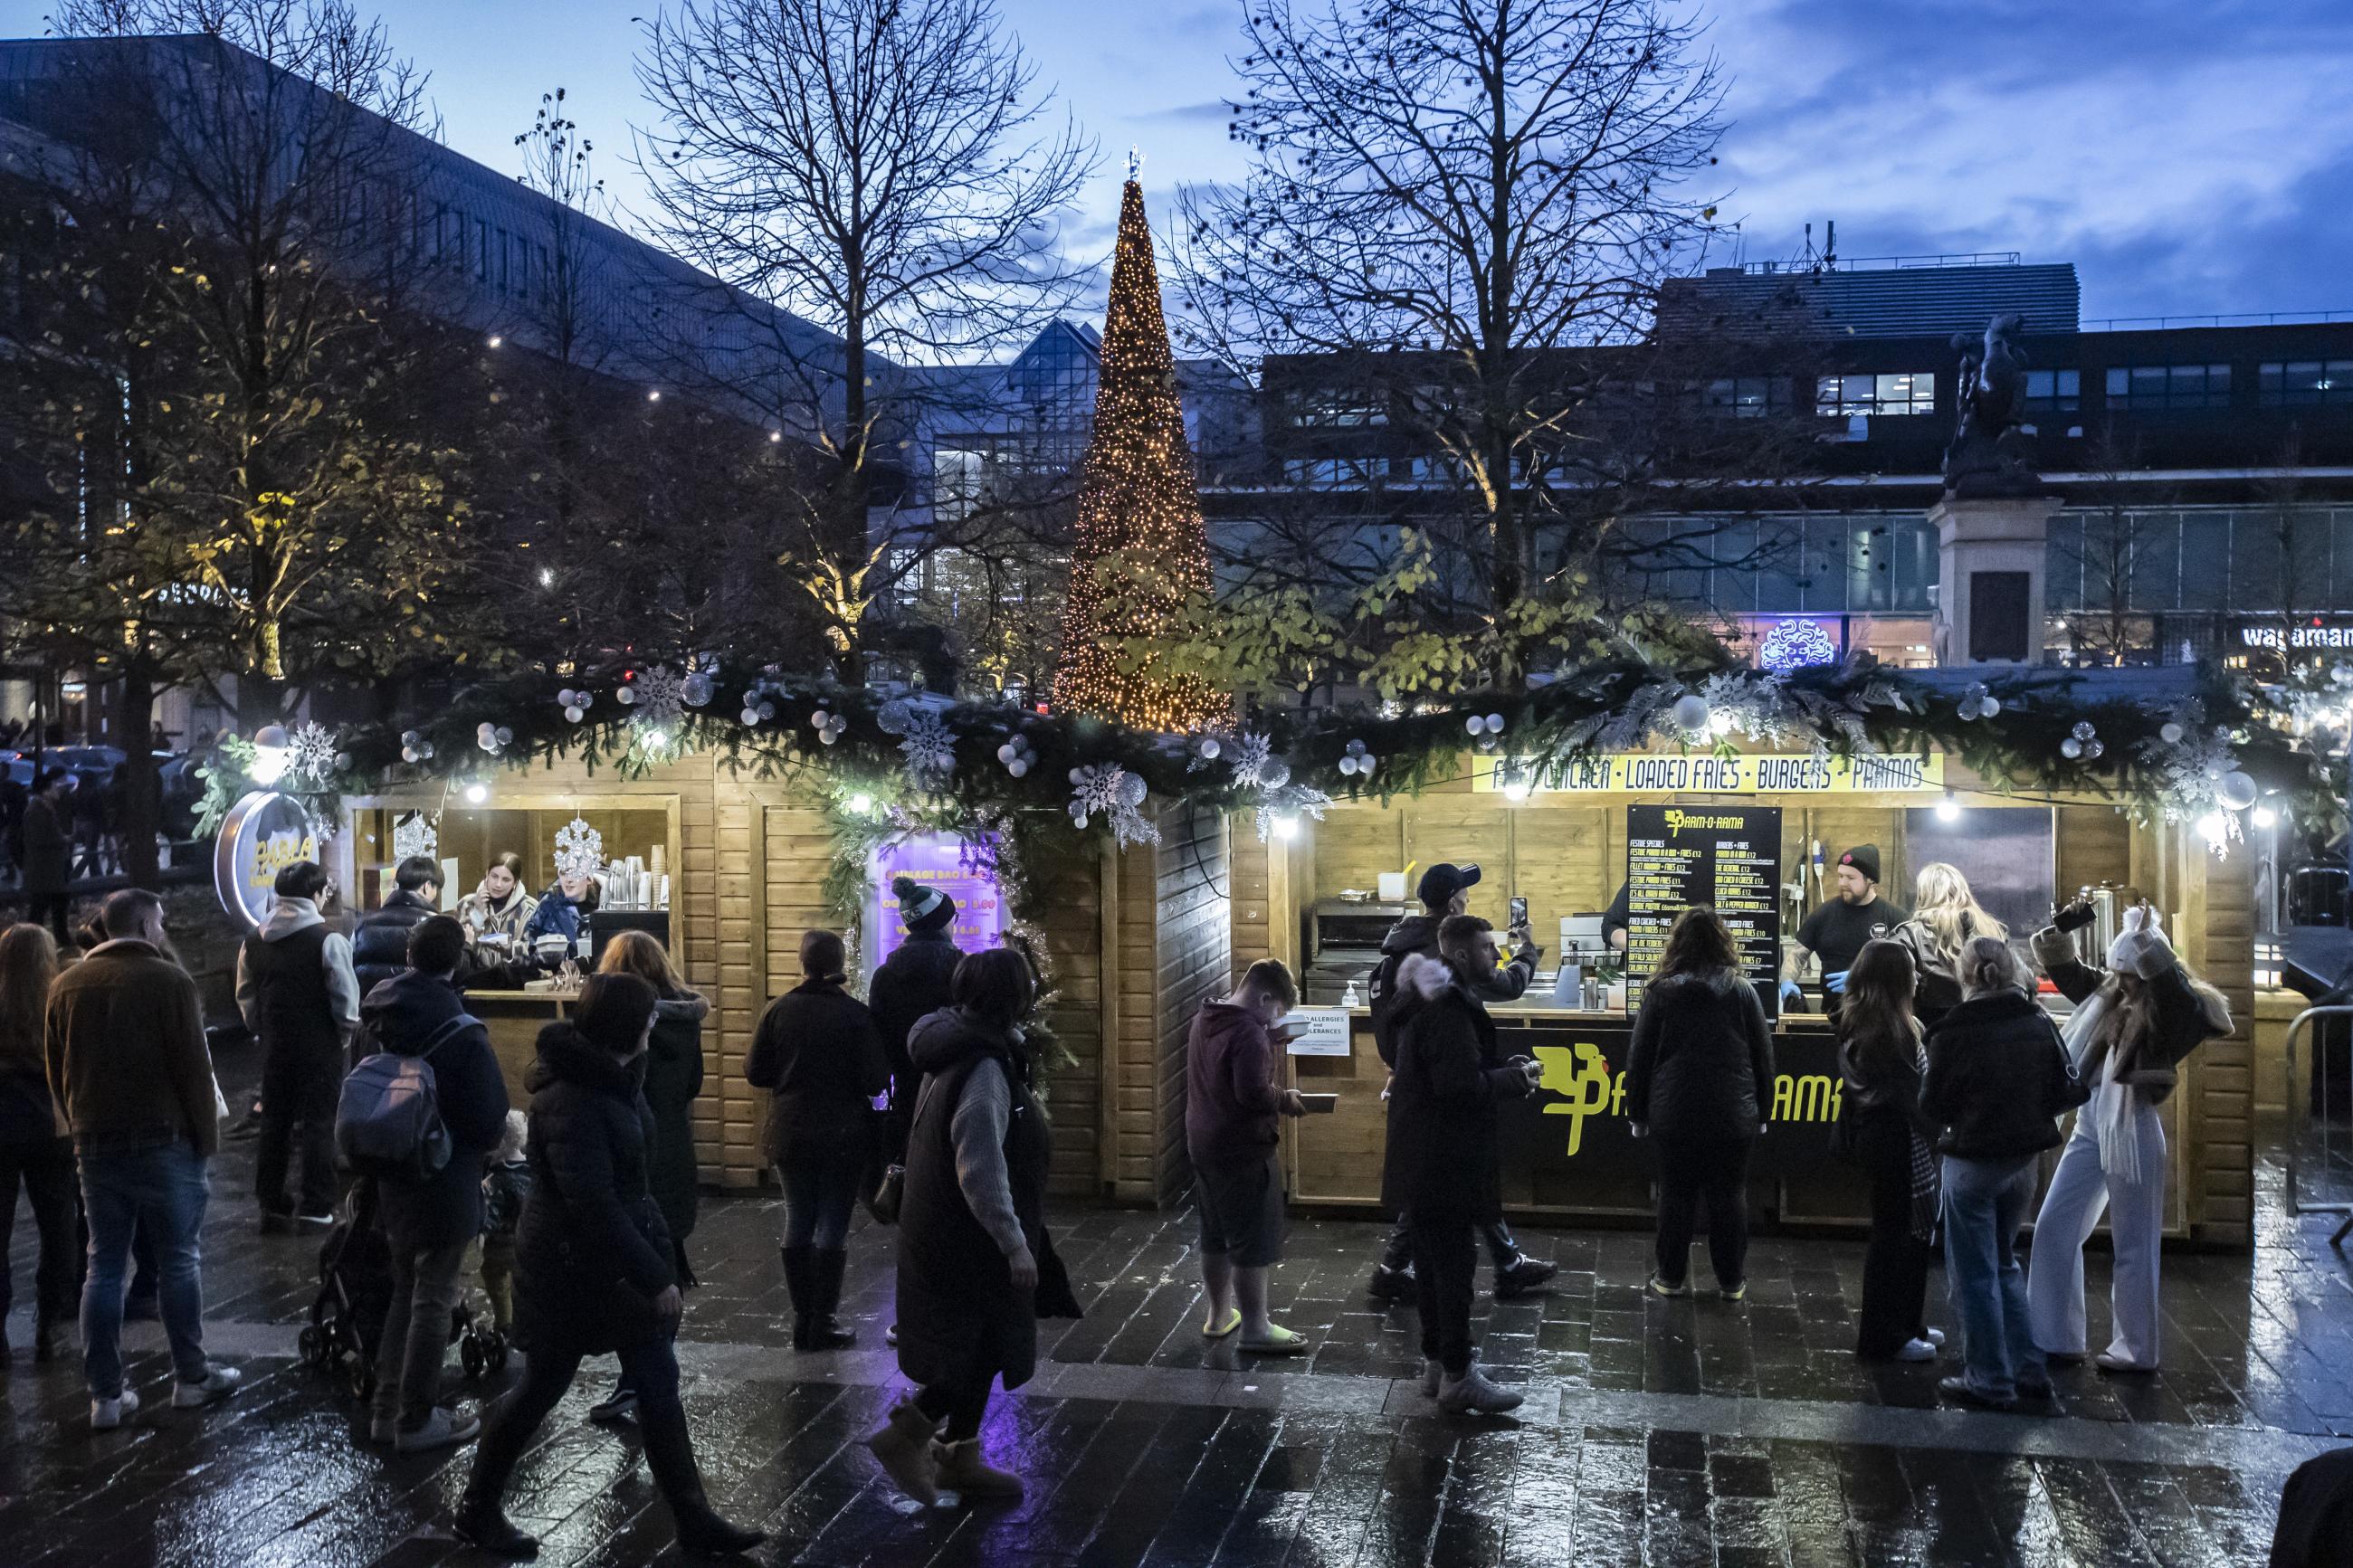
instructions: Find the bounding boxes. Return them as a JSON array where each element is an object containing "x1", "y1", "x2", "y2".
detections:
[{"x1": 867, "y1": 1163, "x2": 905, "y2": 1225}]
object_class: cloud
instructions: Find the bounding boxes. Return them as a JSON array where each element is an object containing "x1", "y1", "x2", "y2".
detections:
[{"x1": 1135, "y1": 100, "x2": 1236, "y2": 125}]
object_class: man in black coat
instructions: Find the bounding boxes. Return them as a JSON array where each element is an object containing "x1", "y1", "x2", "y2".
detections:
[
  {"x1": 353, "y1": 855, "x2": 443, "y2": 995},
  {"x1": 1383, "y1": 915, "x2": 1542, "y2": 1416},
  {"x1": 867, "y1": 877, "x2": 963, "y2": 1157},
  {"x1": 1364, "y1": 861, "x2": 1556, "y2": 1303},
  {"x1": 358, "y1": 916, "x2": 509, "y2": 1452},
  {"x1": 19, "y1": 770, "x2": 74, "y2": 943}
]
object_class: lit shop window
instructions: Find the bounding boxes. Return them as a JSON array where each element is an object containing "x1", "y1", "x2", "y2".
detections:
[{"x1": 1815, "y1": 372, "x2": 1937, "y2": 417}]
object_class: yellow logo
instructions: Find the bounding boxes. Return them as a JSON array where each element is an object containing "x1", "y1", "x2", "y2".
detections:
[
  {"x1": 1771, "y1": 1073, "x2": 1843, "y2": 1122},
  {"x1": 1661, "y1": 809, "x2": 1745, "y2": 833},
  {"x1": 1535, "y1": 1041, "x2": 1624, "y2": 1156}
]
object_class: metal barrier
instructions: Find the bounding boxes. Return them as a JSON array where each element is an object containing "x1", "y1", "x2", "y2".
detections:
[{"x1": 2282, "y1": 1005, "x2": 2353, "y2": 1248}]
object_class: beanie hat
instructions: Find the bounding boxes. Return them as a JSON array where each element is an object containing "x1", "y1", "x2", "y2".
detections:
[
  {"x1": 892, "y1": 875, "x2": 957, "y2": 933},
  {"x1": 1838, "y1": 844, "x2": 1881, "y2": 884}
]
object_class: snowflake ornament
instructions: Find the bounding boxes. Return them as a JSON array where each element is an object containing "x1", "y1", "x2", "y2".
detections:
[
  {"x1": 878, "y1": 699, "x2": 957, "y2": 784},
  {"x1": 1337, "y1": 739, "x2": 1376, "y2": 778},
  {"x1": 1068, "y1": 764, "x2": 1157, "y2": 847},
  {"x1": 553, "y1": 817, "x2": 605, "y2": 881},
  {"x1": 556, "y1": 687, "x2": 596, "y2": 725},
  {"x1": 392, "y1": 811, "x2": 439, "y2": 862},
  {"x1": 2137, "y1": 705, "x2": 2241, "y2": 822},
  {"x1": 997, "y1": 735, "x2": 1037, "y2": 779},
  {"x1": 1227, "y1": 731, "x2": 1290, "y2": 792},
  {"x1": 617, "y1": 665, "x2": 688, "y2": 738},
  {"x1": 282, "y1": 721, "x2": 341, "y2": 785},
  {"x1": 810, "y1": 708, "x2": 848, "y2": 746}
]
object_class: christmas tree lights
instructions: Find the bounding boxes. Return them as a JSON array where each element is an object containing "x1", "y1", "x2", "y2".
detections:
[{"x1": 1053, "y1": 176, "x2": 1232, "y2": 733}]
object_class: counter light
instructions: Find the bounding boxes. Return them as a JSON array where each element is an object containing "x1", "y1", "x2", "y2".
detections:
[
  {"x1": 248, "y1": 724, "x2": 291, "y2": 785},
  {"x1": 463, "y1": 783, "x2": 489, "y2": 805},
  {"x1": 2195, "y1": 812, "x2": 2227, "y2": 847},
  {"x1": 2253, "y1": 805, "x2": 2279, "y2": 829},
  {"x1": 1272, "y1": 813, "x2": 1301, "y2": 841},
  {"x1": 847, "y1": 792, "x2": 874, "y2": 815},
  {"x1": 1934, "y1": 792, "x2": 1960, "y2": 822}
]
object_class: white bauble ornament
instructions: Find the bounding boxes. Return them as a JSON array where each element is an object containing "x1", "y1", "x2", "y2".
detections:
[
  {"x1": 2218, "y1": 771, "x2": 2259, "y2": 812},
  {"x1": 2159, "y1": 721, "x2": 2185, "y2": 746},
  {"x1": 1671, "y1": 694, "x2": 1710, "y2": 733}
]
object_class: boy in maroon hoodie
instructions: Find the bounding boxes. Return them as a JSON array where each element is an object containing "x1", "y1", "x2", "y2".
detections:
[{"x1": 1185, "y1": 959, "x2": 1309, "y2": 1354}]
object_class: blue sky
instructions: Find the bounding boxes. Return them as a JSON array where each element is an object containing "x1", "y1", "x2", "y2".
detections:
[{"x1": 353, "y1": 0, "x2": 2353, "y2": 324}]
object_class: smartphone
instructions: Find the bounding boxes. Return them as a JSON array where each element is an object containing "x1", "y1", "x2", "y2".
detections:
[
  {"x1": 1297, "y1": 1093, "x2": 1338, "y2": 1115},
  {"x1": 1509, "y1": 896, "x2": 1529, "y2": 929}
]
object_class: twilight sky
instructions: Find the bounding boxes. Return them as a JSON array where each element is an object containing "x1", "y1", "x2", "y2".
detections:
[{"x1": 337, "y1": 0, "x2": 2353, "y2": 325}]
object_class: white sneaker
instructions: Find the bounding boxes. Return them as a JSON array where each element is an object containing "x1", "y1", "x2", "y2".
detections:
[
  {"x1": 1895, "y1": 1338, "x2": 1939, "y2": 1363},
  {"x1": 173, "y1": 1366, "x2": 243, "y2": 1409},
  {"x1": 90, "y1": 1386, "x2": 141, "y2": 1430},
  {"x1": 394, "y1": 1407, "x2": 481, "y2": 1452},
  {"x1": 1924, "y1": 1327, "x2": 1947, "y2": 1348},
  {"x1": 1437, "y1": 1364, "x2": 1524, "y2": 1416}
]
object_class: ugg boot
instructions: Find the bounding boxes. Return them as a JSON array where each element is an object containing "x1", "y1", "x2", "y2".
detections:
[
  {"x1": 803, "y1": 1249, "x2": 855, "y2": 1350},
  {"x1": 865, "y1": 1398, "x2": 942, "y2": 1505},
  {"x1": 933, "y1": 1437, "x2": 1024, "y2": 1502},
  {"x1": 780, "y1": 1244, "x2": 815, "y2": 1349}
]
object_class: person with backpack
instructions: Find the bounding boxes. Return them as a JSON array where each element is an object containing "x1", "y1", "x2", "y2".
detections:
[
  {"x1": 1362, "y1": 862, "x2": 1554, "y2": 1305},
  {"x1": 347, "y1": 915, "x2": 509, "y2": 1452},
  {"x1": 238, "y1": 860, "x2": 360, "y2": 1231}
]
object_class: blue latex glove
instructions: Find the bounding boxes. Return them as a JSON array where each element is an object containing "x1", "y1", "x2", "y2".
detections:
[
  {"x1": 1777, "y1": 979, "x2": 1804, "y2": 1007},
  {"x1": 1824, "y1": 970, "x2": 1850, "y2": 995}
]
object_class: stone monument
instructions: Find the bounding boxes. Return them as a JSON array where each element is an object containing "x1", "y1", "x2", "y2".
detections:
[{"x1": 1929, "y1": 312, "x2": 2062, "y2": 666}]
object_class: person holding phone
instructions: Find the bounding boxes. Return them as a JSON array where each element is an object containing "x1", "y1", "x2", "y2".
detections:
[
  {"x1": 1382, "y1": 916, "x2": 1544, "y2": 1415},
  {"x1": 1186, "y1": 959, "x2": 1310, "y2": 1354},
  {"x1": 453, "y1": 974, "x2": 762, "y2": 1559}
]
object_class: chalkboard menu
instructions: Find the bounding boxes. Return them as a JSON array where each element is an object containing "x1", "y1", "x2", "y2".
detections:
[{"x1": 1624, "y1": 803, "x2": 1784, "y2": 1016}]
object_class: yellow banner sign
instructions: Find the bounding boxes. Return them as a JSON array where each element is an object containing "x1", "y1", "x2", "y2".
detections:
[{"x1": 1475, "y1": 751, "x2": 1944, "y2": 796}]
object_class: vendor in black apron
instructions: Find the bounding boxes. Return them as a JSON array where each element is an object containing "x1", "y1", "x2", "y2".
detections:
[{"x1": 1778, "y1": 844, "x2": 1907, "y2": 1015}]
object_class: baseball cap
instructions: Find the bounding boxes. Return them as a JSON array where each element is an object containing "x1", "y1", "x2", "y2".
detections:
[{"x1": 1416, "y1": 862, "x2": 1481, "y2": 908}]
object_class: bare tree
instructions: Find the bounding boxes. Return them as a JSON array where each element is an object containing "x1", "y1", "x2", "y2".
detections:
[
  {"x1": 632, "y1": 0, "x2": 1097, "y2": 674},
  {"x1": 1170, "y1": 0, "x2": 1817, "y2": 676},
  {"x1": 2053, "y1": 420, "x2": 2159, "y2": 666}
]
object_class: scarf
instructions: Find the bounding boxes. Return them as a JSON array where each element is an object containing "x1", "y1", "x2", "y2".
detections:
[
  {"x1": 2061, "y1": 990, "x2": 2146, "y2": 1186},
  {"x1": 1903, "y1": 1036, "x2": 1939, "y2": 1242}
]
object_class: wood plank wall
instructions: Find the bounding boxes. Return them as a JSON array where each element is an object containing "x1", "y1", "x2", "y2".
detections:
[
  {"x1": 2182, "y1": 835, "x2": 2256, "y2": 1246},
  {"x1": 1109, "y1": 805, "x2": 1232, "y2": 1206}
]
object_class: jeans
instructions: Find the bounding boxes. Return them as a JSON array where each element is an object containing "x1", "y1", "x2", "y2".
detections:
[
  {"x1": 0, "y1": 1133, "x2": 81, "y2": 1326},
  {"x1": 1381, "y1": 1217, "x2": 1523, "y2": 1274},
  {"x1": 79, "y1": 1140, "x2": 212, "y2": 1397},
  {"x1": 1406, "y1": 1216, "x2": 1479, "y2": 1375},
  {"x1": 780, "y1": 1156, "x2": 860, "y2": 1251},
  {"x1": 2027, "y1": 1108, "x2": 2167, "y2": 1366},
  {"x1": 1652, "y1": 1135, "x2": 1754, "y2": 1289},
  {"x1": 372, "y1": 1237, "x2": 470, "y2": 1430},
  {"x1": 254, "y1": 1047, "x2": 339, "y2": 1218},
  {"x1": 1854, "y1": 1117, "x2": 1932, "y2": 1359},
  {"x1": 1941, "y1": 1153, "x2": 2044, "y2": 1402},
  {"x1": 480, "y1": 1235, "x2": 516, "y2": 1332}
]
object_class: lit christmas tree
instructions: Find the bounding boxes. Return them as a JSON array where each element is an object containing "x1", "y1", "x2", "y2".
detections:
[{"x1": 1053, "y1": 167, "x2": 1231, "y2": 732}]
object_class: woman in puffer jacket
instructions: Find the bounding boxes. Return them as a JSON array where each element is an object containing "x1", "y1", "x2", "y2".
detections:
[{"x1": 2025, "y1": 904, "x2": 2231, "y2": 1373}]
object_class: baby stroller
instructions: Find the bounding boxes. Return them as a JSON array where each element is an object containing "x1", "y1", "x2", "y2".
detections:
[{"x1": 298, "y1": 1181, "x2": 505, "y2": 1402}]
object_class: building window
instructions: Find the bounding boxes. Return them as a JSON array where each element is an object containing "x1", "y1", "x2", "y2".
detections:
[
  {"x1": 2259, "y1": 360, "x2": 2353, "y2": 406},
  {"x1": 2023, "y1": 369, "x2": 2080, "y2": 413},
  {"x1": 1281, "y1": 456, "x2": 1388, "y2": 487},
  {"x1": 1285, "y1": 390, "x2": 1387, "y2": 428},
  {"x1": 932, "y1": 445, "x2": 986, "y2": 523},
  {"x1": 2105, "y1": 363, "x2": 2231, "y2": 410},
  {"x1": 1697, "y1": 376, "x2": 1788, "y2": 417},
  {"x1": 1815, "y1": 372, "x2": 1937, "y2": 418}
]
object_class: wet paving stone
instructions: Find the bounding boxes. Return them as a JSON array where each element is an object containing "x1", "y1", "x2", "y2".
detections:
[{"x1": 0, "y1": 1059, "x2": 2346, "y2": 1564}]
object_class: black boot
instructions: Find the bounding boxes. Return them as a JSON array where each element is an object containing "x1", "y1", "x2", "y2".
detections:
[
  {"x1": 456, "y1": 1432, "x2": 540, "y2": 1558},
  {"x1": 1488, "y1": 1221, "x2": 1557, "y2": 1298},
  {"x1": 642, "y1": 1394, "x2": 766, "y2": 1557},
  {"x1": 805, "y1": 1249, "x2": 856, "y2": 1351},
  {"x1": 453, "y1": 1492, "x2": 539, "y2": 1558},
  {"x1": 1367, "y1": 1261, "x2": 1415, "y2": 1305},
  {"x1": 781, "y1": 1243, "x2": 816, "y2": 1350}
]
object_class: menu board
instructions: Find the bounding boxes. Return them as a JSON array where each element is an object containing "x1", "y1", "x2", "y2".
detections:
[{"x1": 1624, "y1": 803, "x2": 1783, "y2": 1016}]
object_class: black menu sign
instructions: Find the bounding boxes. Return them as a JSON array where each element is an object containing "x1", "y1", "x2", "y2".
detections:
[{"x1": 1624, "y1": 803, "x2": 1783, "y2": 1016}]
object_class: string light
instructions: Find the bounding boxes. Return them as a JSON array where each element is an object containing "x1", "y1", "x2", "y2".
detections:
[{"x1": 1052, "y1": 174, "x2": 1231, "y2": 734}]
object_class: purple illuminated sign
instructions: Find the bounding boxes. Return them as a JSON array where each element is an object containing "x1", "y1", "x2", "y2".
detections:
[{"x1": 868, "y1": 832, "x2": 1006, "y2": 971}]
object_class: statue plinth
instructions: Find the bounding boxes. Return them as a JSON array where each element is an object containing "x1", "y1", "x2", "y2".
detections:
[{"x1": 1929, "y1": 491, "x2": 2061, "y2": 668}]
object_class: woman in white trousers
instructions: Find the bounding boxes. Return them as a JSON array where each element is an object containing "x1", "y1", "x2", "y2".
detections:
[{"x1": 2025, "y1": 906, "x2": 2230, "y2": 1373}]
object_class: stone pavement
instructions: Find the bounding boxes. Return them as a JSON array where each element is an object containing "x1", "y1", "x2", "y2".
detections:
[{"x1": 2, "y1": 1076, "x2": 2349, "y2": 1565}]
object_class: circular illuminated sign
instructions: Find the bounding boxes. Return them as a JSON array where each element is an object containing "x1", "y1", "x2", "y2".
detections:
[{"x1": 213, "y1": 790, "x2": 321, "y2": 932}]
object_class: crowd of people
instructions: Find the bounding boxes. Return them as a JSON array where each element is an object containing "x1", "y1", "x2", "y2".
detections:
[{"x1": 0, "y1": 833, "x2": 2255, "y2": 1557}]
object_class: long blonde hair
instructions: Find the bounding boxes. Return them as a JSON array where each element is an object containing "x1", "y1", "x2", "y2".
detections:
[
  {"x1": 0, "y1": 922, "x2": 59, "y2": 1065},
  {"x1": 1911, "y1": 862, "x2": 2006, "y2": 965},
  {"x1": 595, "y1": 928, "x2": 694, "y2": 1001}
]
